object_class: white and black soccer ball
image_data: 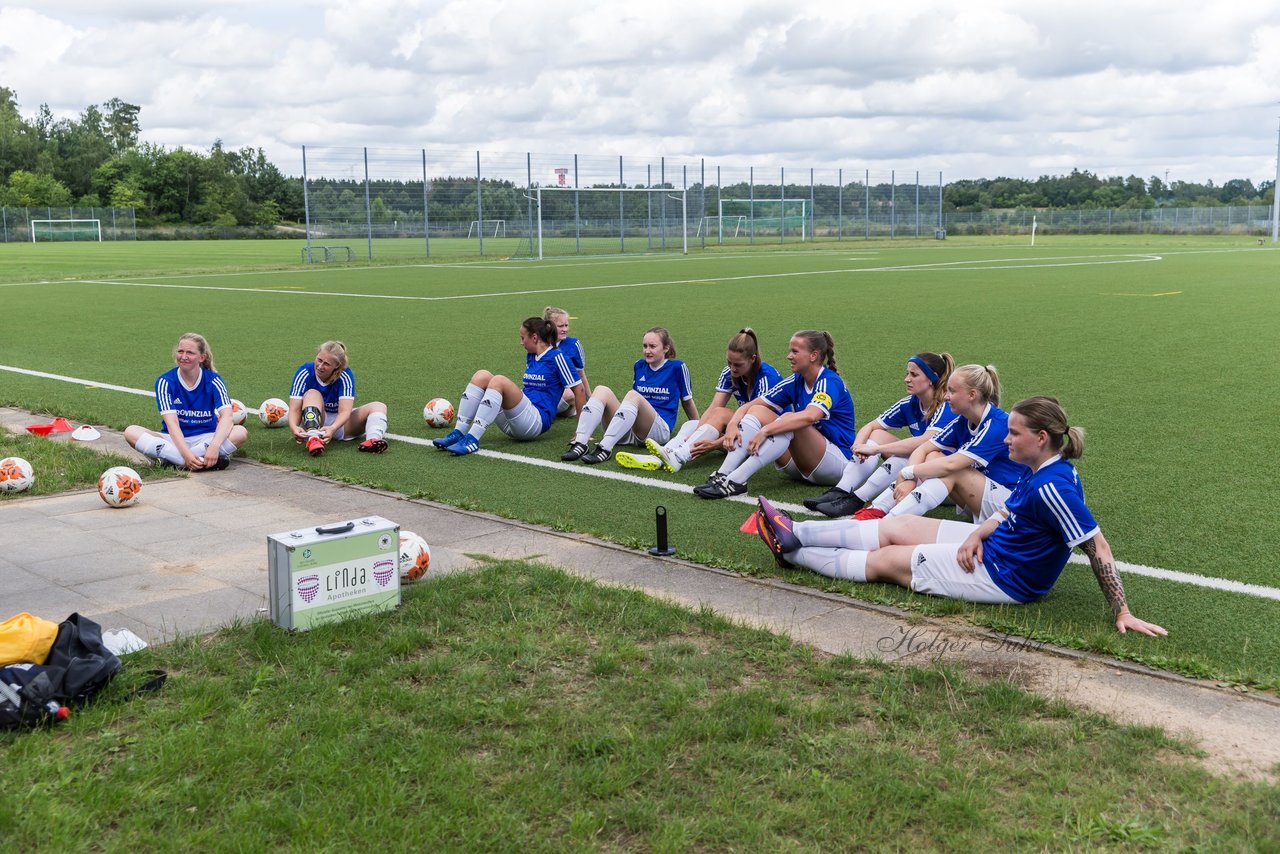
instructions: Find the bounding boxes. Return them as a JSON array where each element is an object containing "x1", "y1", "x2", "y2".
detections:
[
  {"x1": 0, "y1": 457, "x2": 34, "y2": 494},
  {"x1": 98, "y1": 466, "x2": 142, "y2": 508},
  {"x1": 398, "y1": 531, "x2": 432, "y2": 582},
  {"x1": 422, "y1": 398, "x2": 455, "y2": 428}
]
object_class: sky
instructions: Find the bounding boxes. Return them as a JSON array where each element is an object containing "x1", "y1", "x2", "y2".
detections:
[{"x1": 3, "y1": 0, "x2": 1280, "y2": 186}]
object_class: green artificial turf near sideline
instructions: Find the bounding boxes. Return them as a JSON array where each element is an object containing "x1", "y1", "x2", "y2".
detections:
[{"x1": 1, "y1": 235, "x2": 1277, "y2": 687}]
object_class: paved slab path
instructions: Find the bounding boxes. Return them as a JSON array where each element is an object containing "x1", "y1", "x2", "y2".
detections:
[{"x1": 3, "y1": 407, "x2": 1278, "y2": 780}]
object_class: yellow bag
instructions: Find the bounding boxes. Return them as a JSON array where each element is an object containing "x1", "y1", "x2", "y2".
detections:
[{"x1": 0, "y1": 612, "x2": 61, "y2": 665}]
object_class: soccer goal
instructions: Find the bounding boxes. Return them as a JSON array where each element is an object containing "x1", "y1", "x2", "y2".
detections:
[
  {"x1": 716, "y1": 199, "x2": 807, "y2": 242},
  {"x1": 513, "y1": 187, "x2": 688, "y2": 260},
  {"x1": 467, "y1": 219, "x2": 507, "y2": 238},
  {"x1": 695, "y1": 215, "x2": 747, "y2": 238},
  {"x1": 31, "y1": 219, "x2": 103, "y2": 242}
]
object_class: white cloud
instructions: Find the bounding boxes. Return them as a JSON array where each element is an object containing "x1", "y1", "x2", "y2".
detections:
[{"x1": 1, "y1": 0, "x2": 1279, "y2": 183}]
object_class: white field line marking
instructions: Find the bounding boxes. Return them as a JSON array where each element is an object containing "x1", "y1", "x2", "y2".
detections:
[
  {"x1": 15, "y1": 252, "x2": 1164, "y2": 304},
  {"x1": 5, "y1": 361, "x2": 1279, "y2": 604}
]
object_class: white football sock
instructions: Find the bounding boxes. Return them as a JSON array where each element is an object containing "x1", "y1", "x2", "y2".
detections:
[
  {"x1": 455, "y1": 383, "x2": 484, "y2": 431},
  {"x1": 793, "y1": 519, "x2": 881, "y2": 551},
  {"x1": 834, "y1": 445, "x2": 881, "y2": 494},
  {"x1": 365, "y1": 412, "x2": 387, "y2": 441},
  {"x1": 466, "y1": 388, "x2": 503, "y2": 439},
  {"x1": 716, "y1": 414, "x2": 760, "y2": 476},
  {"x1": 727, "y1": 431, "x2": 791, "y2": 483},
  {"x1": 854, "y1": 455, "x2": 904, "y2": 501},
  {"x1": 792, "y1": 547, "x2": 868, "y2": 582},
  {"x1": 599, "y1": 401, "x2": 638, "y2": 451},
  {"x1": 886, "y1": 477, "x2": 950, "y2": 518},
  {"x1": 573, "y1": 397, "x2": 606, "y2": 444},
  {"x1": 135, "y1": 435, "x2": 184, "y2": 466}
]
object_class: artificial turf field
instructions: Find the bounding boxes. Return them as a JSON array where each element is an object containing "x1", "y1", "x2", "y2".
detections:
[{"x1": 1, "y1": 235, "x2": 1277, "y2": 688}]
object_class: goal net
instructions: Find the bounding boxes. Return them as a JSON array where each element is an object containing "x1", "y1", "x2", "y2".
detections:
[
  {"x1": 467, "y1": 219, "x2": 507, "y2": 238},
  {"x1": 512, "y1": 187, "x2": 688, "y2": 260},
  {"x1": 31, "y1": 219, "x2": 103, "y2": 242},
  {"x1": 716, "y1": 199, "x2": 807, "y2": 241}
]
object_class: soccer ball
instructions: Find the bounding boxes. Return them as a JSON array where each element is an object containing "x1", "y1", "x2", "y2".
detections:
[
  {"x1": 229, "y1": 399, "x2": 247, "y2": 426},
  {"x1": 398, "y1": 531, "x2": 432, "y2": 582},
  {"x1": 0, "y1": 457, "x2": 34, "y2": 494},
  {"x1": 259, "y1": 398, "x2": 288, "y2": 428},
  {"x1": 98, "y1": 466, "x2": 142, "y2": 508},
  {"x1": 423, "y1": 398, "x2": 455, "y2": 428}
]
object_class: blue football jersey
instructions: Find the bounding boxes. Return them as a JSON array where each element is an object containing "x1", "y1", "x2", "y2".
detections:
[
  {"x1": 632, "y1": 358, "x2": 693, "y2": 430},
  {"x1": 523, "y1": 347, "x2": 580, "y2": 431},
  {"x1": 762, "y1": 367, "x2": 857, "y2": 459},
  {"x1": 715, "y1": 361, "x2": 783, "y2": 406},
  {"x1": 929, "y1": 403, "x2": 1029, "y2": 487},
  {"x1": 290, "y1": 363, "x2": 355, "y2": 413},
  {"x1": 155, "y1": 367, "x2": 231, "y2": 435},
  {"x1": 983, "y1": 457, "x2": 1101, "y2": 603},
  {"x1": 560, "y1": 336, "x2": 586, "y2": 376}
]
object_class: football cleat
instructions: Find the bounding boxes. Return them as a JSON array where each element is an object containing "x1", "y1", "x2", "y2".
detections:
[
  {"x1": 851, "y1": 507, "x2": 887, "y2": 521},
  {"x1": 815, "y1": 493, "x2": 866, "y2": 518},
  {"x1": 615, "y1": 451, "x2": 662, "y2": 471},
  {"x1": 433, "y1": 429, "x2": 464, "y2": 450},
  {"x1": 560, "y1": 440, "x2": 589, "y2": 461},
  {"x1": 580, "y1": 445, "x2": 613, "y2": 465},
  {"x1": 306, "y1": 436, "x2": 325, "y2": 457},
  {"x1": 755, "y1": 496, "x2": 799, "y2": 567},
  {"x1": 693, "y1": 474, "x2": 747, "y2": 499},
  {"x1": 358, "y1": 437, "x2": 389, "y2": 454},
  {"x1": 644, "y1": 438, "x2": 683, "y2": 473},
  {"x1": 803, "y1": 486, "x2": 849, "y2": 512},
  {"x1": 446, "y1": 434, "x2": 480, "y2": 456}
]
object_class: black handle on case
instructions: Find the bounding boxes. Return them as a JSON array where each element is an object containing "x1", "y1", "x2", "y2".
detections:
[{"x1": 315, "y1": 522, "x2": 355, "y2": 535}]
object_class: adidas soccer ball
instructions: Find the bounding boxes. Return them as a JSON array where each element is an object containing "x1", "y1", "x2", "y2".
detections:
[
  {"x1": 423, "y1": 398, "x2": 455, "y2": 428},
  {"x1": 259, "y1": 398, "x2": 288, "y2": 428},
  {"x1": 229, "y1": 399, "x2": 247, "y2": 426},
  {"x1": 0, "y1": 457, "x2": 34, "y2": 494},
  {"x1": 98, "y1": 466, "x2": 142, "y2": 508},
  {"x1": 398, "y1": 531, "x2": 432, "y2": 582}
]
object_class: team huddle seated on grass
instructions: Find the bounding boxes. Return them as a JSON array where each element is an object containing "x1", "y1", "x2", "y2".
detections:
[{"x1": 126, "y1": 325, "x2": 1166, "y2": 635}]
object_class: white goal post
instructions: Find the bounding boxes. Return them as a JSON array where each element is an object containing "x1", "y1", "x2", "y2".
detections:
[
  {"x1": 696, "y1": 215, "x2": 747, "y2": 238},
  {"x1": 467, "y1": 219, "x2": 507, "y2": 238},
  {"x1": 716, "y1": 199, "x2": 807, "y2": 241},
  {"x1": 525, "y1": 186, "x2": 688, "y2": 260},
  {"x1": 31, "y1": 219, "x2": 103, "y2": 242}
]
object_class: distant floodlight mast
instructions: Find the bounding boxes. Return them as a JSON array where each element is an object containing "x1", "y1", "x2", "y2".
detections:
[{"x1": 1272, "y1": 116, "x2": 1279, "y2": 244}]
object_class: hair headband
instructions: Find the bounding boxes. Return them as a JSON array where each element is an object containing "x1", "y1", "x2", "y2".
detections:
[{"x1": 909, "y1": 356, "x2": 940, "y2": 384}]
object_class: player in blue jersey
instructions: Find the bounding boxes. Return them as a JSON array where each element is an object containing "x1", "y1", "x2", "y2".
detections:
[
  {"x1": 878, "y1": 364, "x2": 1028, "y2": 523},
  {"x1": 754, "y1": 396, "x2": 1167, "y2": 635},
  {"x1": 432, "y1": 316, "x2": 586, "y2": 455},
  {"x1": 804, "y1": 351, "x2": 957, "y2": 518},
  {"x1": 125, "y1": 332, "x2": 248, "y2": 470},
  {"x1": 693, "y1": 330, "x2": 856, "y2": 499},
  {"x1": 562, "y1": 326, "x2": 699, "y2": 465},
  {"x1": 288, "y1": 340, "x2": 390, "y2": 456},
  {"x1": 544, "y1": 306, "x2": 589, "y2": 417},
  {"x1": 617, "y1": 328, "x2": 782, "y2": 473}
]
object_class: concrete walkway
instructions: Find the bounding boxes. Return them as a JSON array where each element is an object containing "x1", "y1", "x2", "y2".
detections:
[{"x1": 3, "y1": 406, "x2": 1278, "y2": 781}]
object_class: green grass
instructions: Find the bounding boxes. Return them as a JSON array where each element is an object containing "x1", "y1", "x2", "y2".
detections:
[
  {"x1": 2, "y1": 563, "x2": 1276, "y2": 851},
  {"x1": 0, "y1": 431, "x2": 178, "y2": 498},
  {"x1": 1, "y1": 235, "x2": 1278, "y2": 688}
]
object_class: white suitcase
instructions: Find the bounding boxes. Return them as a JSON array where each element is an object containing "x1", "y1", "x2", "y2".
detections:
[{"x1": 266, "y1": 516, "x2": 401, "y2": 631}]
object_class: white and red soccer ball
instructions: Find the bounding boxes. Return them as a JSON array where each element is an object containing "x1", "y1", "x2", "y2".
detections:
[
  {"x1": 422, "y1": 398, "x2": 455, "y2": 428},
  {"x1": 98, "y1": 466, "x2": 142, "y2": 508},
  {"x1": 259, "y1": 398, "x2": 288, "y2": 428},
  {"x1": 398, "y1": 531, "x2": 432, "y2": 582},
  {"x1": 0, "y1": 457, "x2": 34, "y2": 494},
  {"x1": 229, "y1": 399, "x2": 247, "y2": 426}
]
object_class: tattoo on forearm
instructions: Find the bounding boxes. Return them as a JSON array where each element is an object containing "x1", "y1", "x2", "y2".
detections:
[{"x1": 1079, "y1": 539, "x2": 1128, "y2": 617}]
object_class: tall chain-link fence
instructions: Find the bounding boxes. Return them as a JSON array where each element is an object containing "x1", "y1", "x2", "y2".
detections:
[{"x1": 0, "y1": 207, "x2": 137, "y2": 243}]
